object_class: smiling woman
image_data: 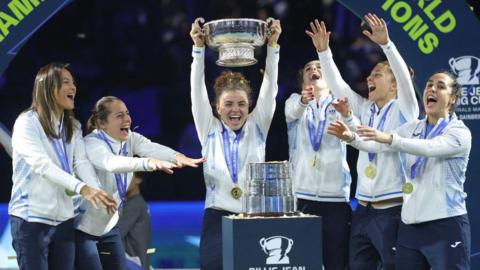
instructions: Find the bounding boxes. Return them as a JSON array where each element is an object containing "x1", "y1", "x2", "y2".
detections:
[
  {"x1": 8, "y1": 62, "x2": 117, "y2": 270},
  {"x1": 53, "y1": 69, "x2": 76, "y2": 117},
  {"x1": 76, "y1": 95, "x2": 205, "y2": 270},
  {"x1": 190, "y1": 17, "x2": 281, "y2": 270},
  {"x1": 423, "y1": 71, "x2": 461, "y2": 125},
  {"x1": 310, "y1": 14, "x2": 420, "y2": 269},
  {"x1": 327, "y1": 71, "x2": 471, "y2": 269},
  {"x1": 214, "y1": 72, "x2": 251, "y2": 131}
]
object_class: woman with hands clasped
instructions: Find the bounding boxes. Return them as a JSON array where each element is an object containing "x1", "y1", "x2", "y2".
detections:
[
  {"x1": 9, "y1": 63, "x2": 117, "y2": 270},
  {"x1": 306, "y1": 13, "x2": 419, "y2": 269},
  {"x1": 190, "y1": 18, "x2": 281, "y2": 270},
  {"x1": 328, "y1": 71, "x2": 471, "y2": 270},
  {"x1": 75, "y1": 96, "x2": 205, "y2": 270}
]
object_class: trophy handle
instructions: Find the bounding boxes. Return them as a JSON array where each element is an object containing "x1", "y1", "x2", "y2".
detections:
[
  {"x1": 195, "y1": 17, "x2": 206, "y2": 33},
  {"x1": 265, "y1": 17, "x2": 274, "y2": 37}
]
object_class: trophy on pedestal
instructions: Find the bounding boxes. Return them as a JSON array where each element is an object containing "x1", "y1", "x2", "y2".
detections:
[
  {"x1": 242, "y1": 161, "x2": 297, "y2": 217},
  {"x1": 195, "y1": 17, "x2": 273, "y2": 67}
]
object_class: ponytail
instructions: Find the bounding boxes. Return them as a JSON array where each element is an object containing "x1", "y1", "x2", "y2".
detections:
[{"x1": 87, "y1": 96, "x2": 121, "y2": 133}]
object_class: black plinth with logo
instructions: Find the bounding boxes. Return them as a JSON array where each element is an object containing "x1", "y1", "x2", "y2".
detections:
[{"x1": 222, "y1": 215, "x2": 322, "y2": 270}]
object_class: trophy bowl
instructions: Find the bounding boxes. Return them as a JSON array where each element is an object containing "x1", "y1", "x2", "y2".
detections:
[{"x1": 198, "y1": 17, "x2": 273, "y2": 67}]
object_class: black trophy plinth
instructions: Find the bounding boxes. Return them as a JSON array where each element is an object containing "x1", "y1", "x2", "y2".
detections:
[{"x1": 222, "y1": 215, "x2": 322, "y2": 270}]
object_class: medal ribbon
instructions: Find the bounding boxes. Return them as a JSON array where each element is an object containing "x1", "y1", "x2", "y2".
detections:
[
  {"x1": 306, "y1": 95, "x2": 333, "y2": 151},
  {"x1": 367, "y1": 101, "x2": 394, "y2": 162},
  {"x1": 97, "y1": 131, "x2": 129, "y2": 209},
  {"x1": 410, "y1": 118, "x2": 449, "y2": 180},
  {"x1": 51, "y1": 118, "x2": 72, "y2": 174},
  {"x1": 221, "y1": 126, "x2": 243, "y2": 184}
]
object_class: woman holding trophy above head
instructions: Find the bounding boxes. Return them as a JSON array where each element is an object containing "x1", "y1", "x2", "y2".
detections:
[{"x1": 190, "y1": 17, "x2": 281, "y2": 270}]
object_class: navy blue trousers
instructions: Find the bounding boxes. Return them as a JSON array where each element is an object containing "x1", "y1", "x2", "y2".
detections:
[
  {"x1": 10, "y1": 216, "x2": 75, "y2": 270},
  {"x1": 349, "y1": 204, "x2": 401, "y2": 270},
  {"x1": 75, "y1": 226, "x2": 127, "y2": 270},
  {"x1": 298, "y1": 199, "x2": 352, "y2": 270},
  {"x1": 200, "y1": 208, "x2": 234, "y2": 270},
  {"x1": 395, "y1": 214, "x2": 471, "y2": 270}
]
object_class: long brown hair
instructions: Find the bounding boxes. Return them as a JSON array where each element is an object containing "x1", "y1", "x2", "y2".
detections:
[
  {"x1": 87, "y1": 96, "x2": 122, "y2": 133},
  {"x1": 30, "y1": 63, "x2": 76, "y2": 142}
]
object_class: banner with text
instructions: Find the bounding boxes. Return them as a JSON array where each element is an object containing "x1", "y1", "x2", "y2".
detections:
[
  {"x1": 337, "y1": 0, "x2": 480, "y2": 121},
  {"x1": 0, "y1": 0, "x2": 72, "y2": 75}
]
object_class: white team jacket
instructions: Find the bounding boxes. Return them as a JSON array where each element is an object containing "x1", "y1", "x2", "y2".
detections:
[
  {"x1": 9, "y1": 111, "x2": 96, "y2": 226},
  {"x1": 318, "y1": 40, "x2": 419, "y2": 202},
  {"x1": 285, "y1": 93, "x2": 353, "y2": 202},
  {"x1": 77, "y1": 129, "x2": 177, "y2": 236},
  {"x1": 350, "y1": 115, "x2": 471, "y2": 224}
]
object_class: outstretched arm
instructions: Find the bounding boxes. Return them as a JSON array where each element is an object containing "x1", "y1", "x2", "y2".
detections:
[
  {"x1": 388, "y1": 127, "x2": 471, "y2": 158},
  {"x1": 132, "y1": 131, "x2": 205, "y2": 170},
  {"x1": 354, "y1": 123, "x2": 471, "y2": 158},
  {"x1": 327, "y1": 120, "x2": 393, "y2": 153},
  {"x1": 307, "y1": 19, "x2": 366, "y2": 116},
  {"x1": 363, "y1": 13, "x2": 419, "y2": 121}
]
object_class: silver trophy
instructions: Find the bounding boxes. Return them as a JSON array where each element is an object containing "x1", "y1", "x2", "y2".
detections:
[
  {"x1": 242, "y1": 161, "x2": 296, "y2": 216},
  {"x1": 196, "y1": 17, "x2": 273, "y2": 67}
]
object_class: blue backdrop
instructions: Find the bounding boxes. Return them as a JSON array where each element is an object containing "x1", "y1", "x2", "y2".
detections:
[{"x1": 0, "y1": 202, "x2": 204, "y2": 269}]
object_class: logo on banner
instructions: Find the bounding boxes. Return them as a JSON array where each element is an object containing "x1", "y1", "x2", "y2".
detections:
[
  {"x1": 450, "y1": 55, "x2": 480, "y2": 120},
  {"x1": 449, "y1": 56, "x2": 480, "y2": 85},
  {"x1": 259, "y1": 236, "x2": 294, "y2": 264}
]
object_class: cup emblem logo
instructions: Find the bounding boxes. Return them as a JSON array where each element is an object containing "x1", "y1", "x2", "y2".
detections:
[{"x1": 259, "y1": 236, "x2": 294, "y2": 265}]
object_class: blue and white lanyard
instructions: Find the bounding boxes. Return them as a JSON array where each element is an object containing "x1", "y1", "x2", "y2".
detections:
[
  {"x1": 367, "y1": 101, "x2": 394, "y2": 162},
  {"x1": 51, "y1": 119, "x2": 71, "y2": 174},
  {"x1": 98, "y1": 131, "x2": 128, "y2": 209},
  {"x1": 409, "y1": 118, "x2": 449, "y2": 180},
  {"x1": 221, "y1": 126, "x2": 243, "y2": 184},
  {"x1": 306, "y1": 95, "x2": 333, "y2": 151}
]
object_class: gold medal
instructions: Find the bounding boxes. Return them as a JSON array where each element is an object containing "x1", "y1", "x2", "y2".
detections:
[
  {"x1": 402, "y1": 182, "x2": 414, "y2": 194},
  {"x1": 65, "y1": 189, "x2": 75, "y2": 197},
  {"x1": 231, "y1": 186, "x2": 243, "y2": 200},
  {"x1": 310, "y1": 155, "x2": 317, "y2": 167},
  {"x1": 364, "y1": 164, "x2": 376, "y2": 179}
]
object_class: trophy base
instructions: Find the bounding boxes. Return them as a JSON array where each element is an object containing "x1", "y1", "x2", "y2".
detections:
[
  {"x1": 217, "y1": 43, "x2": 257, "y2": 67},
  {"x1": 240, "y1": 211, "x2": 301, "y2": 218}
]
